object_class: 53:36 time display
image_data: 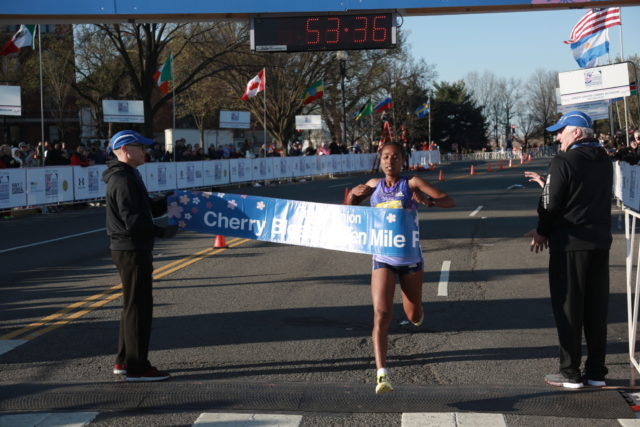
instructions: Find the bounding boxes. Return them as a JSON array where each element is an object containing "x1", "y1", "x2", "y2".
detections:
[{"x1": 251, "y1": 13, "x2": 397, "y2": 52}]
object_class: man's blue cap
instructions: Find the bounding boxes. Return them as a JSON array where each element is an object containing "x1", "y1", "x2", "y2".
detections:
[
  {"x1": 546, "y1": 111, "x2": 593, "y2": 132},
  {"x1": 108, "y1": 130, "x2": 154, "y2": 152}
]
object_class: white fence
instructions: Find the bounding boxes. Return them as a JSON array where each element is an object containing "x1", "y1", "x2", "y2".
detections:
[
  {"x1": 613, "y1": 161, "x2": 640, "y2": 377},
  {"x1": 0, "y1": 151, "x2": 441, "y2": 210}
]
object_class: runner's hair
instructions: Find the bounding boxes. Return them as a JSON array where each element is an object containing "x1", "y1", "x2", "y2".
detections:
[{"x1": 381, "y1": 141, "x2": 405, "y2": 158}]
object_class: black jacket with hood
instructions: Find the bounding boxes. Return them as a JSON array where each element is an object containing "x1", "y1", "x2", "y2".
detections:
[
  {"x1": 103, "y1": 160, "x2": 166, "y2": 251},
  {"x1": 537, "y1": 137, "x2": 612, "y2": 252}
]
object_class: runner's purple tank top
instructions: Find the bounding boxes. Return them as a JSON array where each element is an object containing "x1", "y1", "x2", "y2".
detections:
[{"x1": 370, "y1": 177, "x2": 423, "y2": 266}]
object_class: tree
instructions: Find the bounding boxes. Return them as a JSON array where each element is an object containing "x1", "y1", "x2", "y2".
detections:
[
  {"x1": 226, "y1": 51, "x2": 330, "y2": 154},
  {"x1": 430, "y1": 81, "x2": 487, "y2": 152},
  {"x1": 526, "y1": 69, "x2": 558, "y2": 144},
  {"x1": 78, "y1": 22, "x2": 247, "y2": 138}
]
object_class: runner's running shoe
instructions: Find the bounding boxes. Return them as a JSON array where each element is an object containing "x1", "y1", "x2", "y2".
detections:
[
  {"x1": 412, "y1": 312, "x2": 424, "y2": 327},
  {"x1": 375, "y1": 374, "x2": 394, "y2": 394}
]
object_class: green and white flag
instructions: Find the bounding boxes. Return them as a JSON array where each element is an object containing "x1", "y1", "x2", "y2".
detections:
[{"x1": 0, "y1": 25, "x2": 36, "y2": 56}]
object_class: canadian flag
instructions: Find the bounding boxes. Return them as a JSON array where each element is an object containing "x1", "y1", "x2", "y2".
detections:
[{"x1": 241, "y1": 68, "x2": 265, "y2": 100}]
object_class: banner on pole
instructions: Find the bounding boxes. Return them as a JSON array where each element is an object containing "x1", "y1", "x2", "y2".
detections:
[
  {"x1": 0, "y1": 85, "x2": 21, "y2": 116},
  {"x1": 102, "y1": 100, "x2": 144, "y2": 123},
  {"x1": 168, "y1": 190, "x2": 421, "y2": 257}
]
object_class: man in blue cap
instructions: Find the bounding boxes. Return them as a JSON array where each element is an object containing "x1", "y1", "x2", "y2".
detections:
[
  {"x1": 103, "y1": 130, "x2": 177, "y2": 382},
  {"x1": 525, "y1": 111, "x2": 612, "y2": 389}
]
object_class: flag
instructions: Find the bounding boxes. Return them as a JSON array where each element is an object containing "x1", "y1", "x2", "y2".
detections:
[
  {"x1": 564, "y1": 7, "x2": 621, "y2": 44},
  {"x1": 241, "y1": 68, "x2": 266, "y2": 101},
  {"x1": 415, "y1": 102, "x2": 430, "y2": 119},
  {"x1": 0, "y1": 25, "x2": 36, "y2": 56},
  {"x1": 354, "y1": 100, "x2": 373, "y2": 120},
  {"x1": 153, "y1": 55, "x2": 173, "y2": 94},
  {"x1": 301, "y1": 80, "x2": 324, "y2": 104},
  {"x1": 570, "y1": 29, "x2": 609, "y2": 69},
  {"x1": 373, "y1": 97, "x2": 393, "y2": 113}
]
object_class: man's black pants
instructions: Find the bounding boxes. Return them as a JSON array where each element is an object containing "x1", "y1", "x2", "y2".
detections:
[
  {"x1": 112, "y1": 250, "x2": 154, "y2": 375},
  {"x1": 549, "y1": 249, "x2": 609, "y2": 381}
]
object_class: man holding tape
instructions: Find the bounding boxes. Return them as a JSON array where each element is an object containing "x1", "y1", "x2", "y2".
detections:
[
  {"x1": 525, "y1": 111, "x2": 612, "y2": 389},
  {"x1": 103, "y1": 130, "x2": 177, "y2": 382}
]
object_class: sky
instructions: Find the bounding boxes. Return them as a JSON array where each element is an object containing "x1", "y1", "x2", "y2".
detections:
[{"x1": 402, "y1": 6, "x2": 640, "y2": 83}]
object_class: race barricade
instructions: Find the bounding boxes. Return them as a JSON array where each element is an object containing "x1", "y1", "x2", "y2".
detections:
[{"x1": 0, "y1": 152, "x2": 439, "y2": 210}]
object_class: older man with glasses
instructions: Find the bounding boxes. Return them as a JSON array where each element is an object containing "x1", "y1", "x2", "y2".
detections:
[{"x1": 103, "y1": 130, "x2": 177, "y2": 382}]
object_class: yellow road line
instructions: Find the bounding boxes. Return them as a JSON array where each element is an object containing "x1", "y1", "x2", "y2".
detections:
[{"x1": 1, "y1": 237, "x2": 247, "y2": 341}]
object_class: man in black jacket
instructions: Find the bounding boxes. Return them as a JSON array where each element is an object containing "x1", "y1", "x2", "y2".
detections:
[
  {"x1": 525, "y1": 111, "x2": 612, "y2": 389},
  {"x1": 103, "y1": 130, "x2": 177, "y2": 382}
]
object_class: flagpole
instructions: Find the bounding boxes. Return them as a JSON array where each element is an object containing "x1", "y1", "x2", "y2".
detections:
[
  {"x1": 369, "y1": 105, "x2": 373, "y2": 153},
  {"x1": 171, "y1": 52, "x2": 176, "y2": 162},
  {"x1": 428, "y1": 94, "x2": 432, "y2": 145},
  {"x1": 618, "y1": 12, "x2": 630, "y2": 146},
  {"x1": 263, "y1": 68, "x2": 267, "y2": 159},
  {"x1": 37, "y1": 24, "x2": 45, "y2": 167}
]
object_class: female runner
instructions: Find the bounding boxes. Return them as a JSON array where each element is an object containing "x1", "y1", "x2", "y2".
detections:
[{"x1": 347, "y1": 141, "x2": 455, "y2": 394}]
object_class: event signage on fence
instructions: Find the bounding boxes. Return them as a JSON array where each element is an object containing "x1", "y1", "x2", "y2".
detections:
[
  {"x1": 0, "y1": 168, "x2": 27, "y2": 209},
  {"x1": 0, "y1": 151, "x2": 439, "y2": 210},
  {"x1": 74, "y1": 165, "x2": 107, "y2": 201},
  {"x1": 102, "y1": 100, "x2": 145, "y2": 123},
  {"x1": 26, "y1": 167, "x2": 74, "y2": 206},
  {"x1": 167, "y1": 190, "x2": 421, "y2": 257},
  {"x1": 558, "y1": 63, "x2": 631, "y2": 106},
  {"x1": 0, "y1": 85, "x2": 21, "y2": 116},
  {"x1": 219, "y1": 110, "x2": 250, "y2": 129}
]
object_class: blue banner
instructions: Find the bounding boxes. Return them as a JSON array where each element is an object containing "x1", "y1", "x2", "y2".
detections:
[{"x1": 167, "y1": 190, "x2": 421, "y2": 257}]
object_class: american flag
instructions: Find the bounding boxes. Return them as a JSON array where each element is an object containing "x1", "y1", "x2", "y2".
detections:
[{"x1": 564, "y1": 7, "x2": 622, "y2": 44}]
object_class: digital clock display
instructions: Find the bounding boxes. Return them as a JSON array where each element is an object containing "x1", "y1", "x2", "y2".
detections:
[{"x1": 251, "y1": 13, "x2": 396, "y2": 52}]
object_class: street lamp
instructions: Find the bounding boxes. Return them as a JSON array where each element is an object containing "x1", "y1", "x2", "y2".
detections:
[{"x1": 336, "y1": 50, "x2": 348, "y2": 146}]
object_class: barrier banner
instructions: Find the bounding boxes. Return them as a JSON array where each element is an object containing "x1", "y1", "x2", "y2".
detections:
[
  {"x1": 203, "y1": 159, "x2": 230, "y2": 186},
  {"x1": 291, "y1": 156, "x2": 304, "y2": 177},
  {"x1": 229, "y1": 158, "x2": 252, "y2": 183},
  {"x1": 168, "y1": 190, "x2": 421, "y2": 257},
  {"x1": 74, "y1": 165, "x2": 107, "y2": 200},
  {"x1": 275, "y1": 157, "x2": 291, "y2": 179},
  {"x1": 176, "y1": 161, "x2": 204, "y2": 189},
  {"x1": 624, "y1": 163, "x2": 640, "y2": 212},
  {"x1": 252, "y1": 158, "x2": 273, "y2": 181},
  {"x1": 0, "y1": 168, "x2": 27, "y2": 209},
  {"x1": 303, "y1": 156, "x2": 316, "y2": 175},
  {"x1": 26, "y1": 166, "x2": 74, "y2": 205},
  {"x1": 144, "y1": 162, "x2": 177, "y2": 192}
]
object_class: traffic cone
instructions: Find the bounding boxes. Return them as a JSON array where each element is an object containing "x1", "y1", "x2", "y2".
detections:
[
  {"x1": 214, "y1": 235, "x2": 227, "y2": 248},
  {"x1": 470, "y1": 165, "x2": 475, "y2": 176},
  {"x1": 343, "y1": 187, "x2": 350, "y2": 204},
  {"x1": 429, "y1": 163, "x2": 435, "y2": 171},
  {"x1": 509, "y1": 159, "x2": 513, "y2": 168},
  {"x1": 499, "y1": 161, "x2": 504, "y2": 170},
  {"x1": 438, "y1": 169, "x2": 444, "y2": 182},
  {"x1": 487, "y1": 163, "x2": 492, "y2": 172}
]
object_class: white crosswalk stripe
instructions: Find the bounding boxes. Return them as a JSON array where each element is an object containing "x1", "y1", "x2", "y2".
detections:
[
  {"x1": 619, "y1": 419, "x2": 640, "y2": 426},
  {"x1": 0, "y1": 412, "x2": 97, "y2": 427},
  {"x1": 2, "y1": 411, "x2": 638, "y2": 425},
  {"x1": 193, "y1": 413, "x2": 302, "y2": 426},
  {"x1": 402, "y1": 412, "x2": 507, "y2": 427}
]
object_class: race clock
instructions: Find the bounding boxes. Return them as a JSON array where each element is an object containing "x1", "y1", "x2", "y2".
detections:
[{"x1": 250, "y1": 13, "x2": 397, "y2": 52}]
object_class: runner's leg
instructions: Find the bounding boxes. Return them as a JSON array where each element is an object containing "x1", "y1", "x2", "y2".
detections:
[
  {"x1": 399, "y1": 269, "x2": 424, "y2": 324},
  {"x1": 371, "y1": 267, "x2": 396, "y2": 369}
]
